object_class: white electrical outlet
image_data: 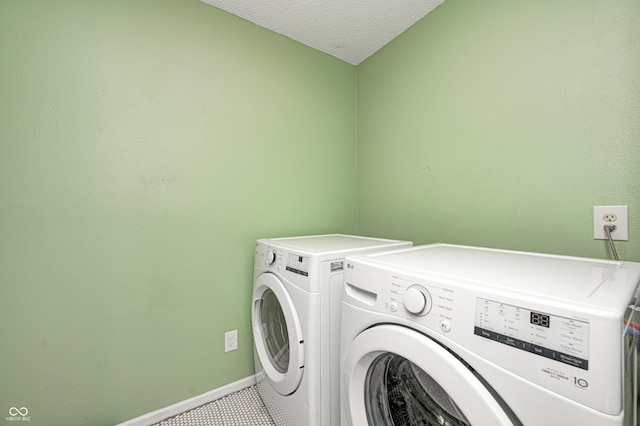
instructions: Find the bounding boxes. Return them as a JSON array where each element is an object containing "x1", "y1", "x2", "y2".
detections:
[
  {"x1": 225, "y1": 330, "x2": 238, "y2": 352},
  {"x1": 593, "y1": 205, "x2": 628, "y2": 241}
]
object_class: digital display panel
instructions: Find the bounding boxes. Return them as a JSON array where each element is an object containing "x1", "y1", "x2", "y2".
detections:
[
  {"x1": 474, "y1": 298, "x2": 589, "y2": 370},
  {"x1": 530, "y1": 311, "x2": 550, "y2": 328},
  {"x1": 286, "y1": 253, "x2": 310, "y2": 276}
]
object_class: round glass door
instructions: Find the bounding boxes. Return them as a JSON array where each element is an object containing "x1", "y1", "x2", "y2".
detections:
[
  {"x1": 259, "y1": 288, "x2": 290, "y2": 373},
  {"x1": 365, "y1": 353, "x2": 470, "y2": 425},
  {"x1": 252, "y1": 273, "x2": 304, "y2": 396},
  {"x1": 342, "y1": 325, "x2": 517, "y2": 426}
]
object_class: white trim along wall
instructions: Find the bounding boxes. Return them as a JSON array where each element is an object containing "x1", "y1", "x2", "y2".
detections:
[{"x1": 116, "y1": 375, "x2": 257, "y2": 426}]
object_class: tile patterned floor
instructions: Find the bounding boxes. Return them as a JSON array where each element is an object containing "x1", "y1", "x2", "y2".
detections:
[{"x1": 154, "y1": 385, "x2": 275, "y2": 426}]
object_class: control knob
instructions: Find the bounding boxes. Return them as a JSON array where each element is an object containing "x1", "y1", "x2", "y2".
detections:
[
  {"x1": 266, "y1": 250, "x2": 277, "y2": 265},
  {"x1": 403, "y1": 285, "x2": 432, "y2": 316}
]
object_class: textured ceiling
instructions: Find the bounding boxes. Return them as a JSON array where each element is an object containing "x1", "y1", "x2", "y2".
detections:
[{"x1": 200, "y1": 0, "x2": 445, "y2": 65}]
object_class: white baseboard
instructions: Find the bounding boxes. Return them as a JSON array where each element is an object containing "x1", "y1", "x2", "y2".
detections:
[{"x1": 116, "y1": 375, "x2": 257, "y2": 426}]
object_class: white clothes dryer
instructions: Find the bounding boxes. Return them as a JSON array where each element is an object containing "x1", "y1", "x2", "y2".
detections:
[
  {"x1": 252, "y1": 234, "x2": 412, "y2": 426},
  {"x1": 340, "y1": 244, "x2": 640, "y2": 426}
]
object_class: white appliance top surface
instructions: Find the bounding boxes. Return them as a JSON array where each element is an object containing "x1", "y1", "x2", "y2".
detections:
[
  {"x1": 351, "y1": 243, "x2": 640, "y2": 308},
  {"x1": 261, "y1": 234, "x2": 410, "y2": 255}
]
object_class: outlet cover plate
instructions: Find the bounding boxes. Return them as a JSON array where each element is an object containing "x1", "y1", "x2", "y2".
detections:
[
  {"x1": 225, "y1": 330, "x2": 238, "y2": 352},
  {"x1": 593, "y1": 205, "x2": 628, "y2": 241}
]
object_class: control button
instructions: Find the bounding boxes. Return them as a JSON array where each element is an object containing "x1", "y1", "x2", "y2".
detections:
[
  {"x1": 266, "y1": 250, "x2": 276, "y2": 265},
  {"x1": 404, "y1": 287, "x2": 426, "y2": 314},
  {"x1": 389, "y1": 302, "x2": 397, "y2": 312},
  {"x1": 403, "y1": 285, "x2": 433, "y2": 316},
  {"x1": 440, "y1": 320, "x2": 452, "y2": 332}
]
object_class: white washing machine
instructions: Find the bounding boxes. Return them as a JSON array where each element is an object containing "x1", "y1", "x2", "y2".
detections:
[
  {"x1": 252, "y1": 234, "x2": 412, "y2": 426},
  {"x1": 341, "y1": 243, "x2": 640, "y2": 426}
]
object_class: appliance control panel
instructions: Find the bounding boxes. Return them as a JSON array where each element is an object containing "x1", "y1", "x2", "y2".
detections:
[
  {"x1": 473, "y1": 298, "x2": 590, "y2": 370},
  {"x1": 286, "y1": 253, "x2": 310, "y2": 277},
  {"x1": 256, "y1": 243, "x2": 310, "y2": 276},
  {"x1": 255, "y1": 242, "x2": 315, "y2": 291},
  {"x1": 381, "y1": 273, "x2": 456, "y2": 334}
]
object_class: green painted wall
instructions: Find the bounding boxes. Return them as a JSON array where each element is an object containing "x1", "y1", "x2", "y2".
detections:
[
  {"x1": 0, "y1": 1, "x2": 356, "y2": 425},
  {"x1": 357, "y1": 0, "x2": 640, "y2": 261}
]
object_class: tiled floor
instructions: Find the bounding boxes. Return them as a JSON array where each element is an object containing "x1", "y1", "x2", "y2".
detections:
[{"x1": 153, "y1": 385, "x2": 275, "y2": 426}]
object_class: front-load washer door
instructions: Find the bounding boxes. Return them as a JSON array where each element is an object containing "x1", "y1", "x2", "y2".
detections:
[
  {"x1": 253, "y1": 273, "x2": 304, "y2": 396},
  {"x1": 343, "y1": 325, "x2": 519, "y2": 426}
]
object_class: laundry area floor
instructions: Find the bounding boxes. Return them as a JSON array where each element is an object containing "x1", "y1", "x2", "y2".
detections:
[{"x1": 153, "y1": 385, "x2": 275, "y2": 426}]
